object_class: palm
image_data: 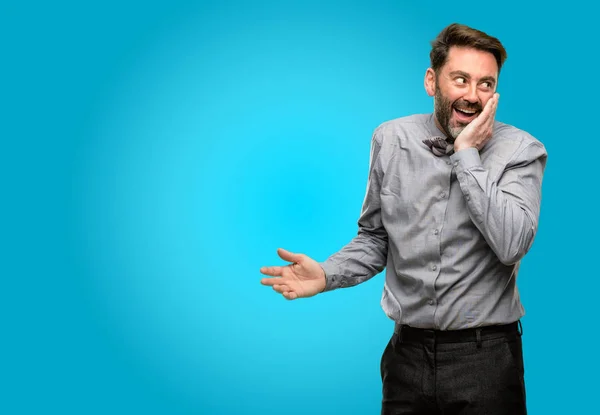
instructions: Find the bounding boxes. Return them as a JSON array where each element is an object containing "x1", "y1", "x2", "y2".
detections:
[
  {"x1": 454, "y1": 93, "x2": 498, "y2": 152},
  {"x1": 260, "y1": 248, "x2": 326, "y2": 300},
  {"x1": 282, "y1": 262, "x2": 322, "y2": 294}
]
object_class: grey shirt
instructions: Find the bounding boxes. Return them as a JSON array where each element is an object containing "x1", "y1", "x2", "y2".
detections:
[{"x1": 320, "y1": 113, "x2": 548, "y2": 330}]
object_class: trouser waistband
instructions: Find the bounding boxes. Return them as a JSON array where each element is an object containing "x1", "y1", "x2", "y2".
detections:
[{"x1": 393, "y1": 321, "x2": 522, "y2": 344}]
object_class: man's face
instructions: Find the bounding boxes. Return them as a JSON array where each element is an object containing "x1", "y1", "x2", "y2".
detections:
[{"x1": 429, "y1": 47, "x2": 498, "y2": 141}]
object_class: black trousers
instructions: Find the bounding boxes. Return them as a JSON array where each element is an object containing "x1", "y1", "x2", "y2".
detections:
[{"x1": 380, "y1": 322, "x2": 527, "y2": 415}]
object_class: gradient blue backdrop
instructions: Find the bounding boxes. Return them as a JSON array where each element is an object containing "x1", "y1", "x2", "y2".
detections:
[{"x1": 3, "y1": 1, "x2": 596, "y2": 413}]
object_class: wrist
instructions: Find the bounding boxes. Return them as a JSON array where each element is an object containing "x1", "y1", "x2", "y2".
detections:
[
  {"x1": 454, "y1": 143, "x2": 477, "y2": 152},
  {"x1": 319, "y1": 266, "x2": 327, "y2": 292}
]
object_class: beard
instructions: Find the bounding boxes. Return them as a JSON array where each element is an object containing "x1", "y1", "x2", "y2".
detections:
[{"x1": 434, "y1": 84, "x2": 482, "y2": 142}]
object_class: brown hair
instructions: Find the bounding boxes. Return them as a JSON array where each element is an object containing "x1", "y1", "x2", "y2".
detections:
[{"x1": 430, "y1": 23, "x2": 507, "y2": 73}]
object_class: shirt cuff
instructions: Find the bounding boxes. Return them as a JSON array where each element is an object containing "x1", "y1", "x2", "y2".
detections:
[
  {"x1": 319, "y1": 260, "x2": 344, "y2": 292},
  {"x1": 449, "y1": 147, "x2": 482, "y2": 172}
]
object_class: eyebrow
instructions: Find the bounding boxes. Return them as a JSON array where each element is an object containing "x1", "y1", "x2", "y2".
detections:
[{"x1": 449, "y1": 70, "x2": 497, "y2": 85}]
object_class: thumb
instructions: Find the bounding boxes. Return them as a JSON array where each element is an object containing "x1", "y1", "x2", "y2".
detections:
[{"x1": 277, "y1": 248, "x2": 303, "y2": 264}]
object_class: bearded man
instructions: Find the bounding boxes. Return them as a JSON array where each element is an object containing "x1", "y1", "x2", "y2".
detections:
[{"x1": 260, "y1": 23, "x2": 547, "y2": 415}]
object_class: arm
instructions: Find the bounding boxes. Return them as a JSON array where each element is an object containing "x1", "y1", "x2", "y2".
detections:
[
  {"x1": 320, "y1": 129, "x2": 389, "y2": 291},
  {"x1": 450, "y1": 141, "x2": 548, "y2": 265}
]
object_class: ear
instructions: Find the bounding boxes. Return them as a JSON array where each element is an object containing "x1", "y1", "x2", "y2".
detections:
[{"x1": 424, "y1": 68, "x2": 436, "y2": 97}]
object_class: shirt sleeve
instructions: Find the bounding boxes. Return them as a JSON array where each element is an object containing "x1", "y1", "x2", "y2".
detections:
[
  {"x1": 449, "y1": 141, "x2": 548, "y2": 265},
  {"x1": 319, "y1": 129, "x2": 389, "y2": 291}
]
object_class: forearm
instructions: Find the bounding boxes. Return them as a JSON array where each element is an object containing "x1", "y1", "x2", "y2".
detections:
[
  {"x1": 319, "y1": 126, "x2": 390, "y2": 291},
  {"x1": 320, "y1": 228, "x2": 388, "y2": 291},
  {"x1": 450, "y1": 144, "x2": 547, "y2": 265}
]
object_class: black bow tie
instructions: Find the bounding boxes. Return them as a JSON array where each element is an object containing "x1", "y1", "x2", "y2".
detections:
[{"x1": 423, "y1": 136, "x2": 454, "y2": 157}]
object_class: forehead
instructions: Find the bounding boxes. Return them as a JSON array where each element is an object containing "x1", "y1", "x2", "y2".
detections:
[{"x1": 442, "y1": 46, "x2": 498, "y2": 79}]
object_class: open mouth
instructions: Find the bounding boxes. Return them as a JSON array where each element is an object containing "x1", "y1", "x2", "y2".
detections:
[{"x1": 453, "y1": 107, "x2": 479, "y2": 123}]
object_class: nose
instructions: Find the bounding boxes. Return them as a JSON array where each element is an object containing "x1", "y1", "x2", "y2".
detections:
[{"x1": 463, "y1": 84, "x2": 479, "y2": 104}]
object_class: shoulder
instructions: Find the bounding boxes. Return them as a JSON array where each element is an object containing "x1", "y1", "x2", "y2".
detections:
[
  {"x1": 371, "y1": 114, "x2": 432, "y2": 146},
  {"x1": 493, "y1": 121, "x2": 545, "y2": 149},
  {"x1": 487, "y1": 121, "x2": 548, "y2": 162}
]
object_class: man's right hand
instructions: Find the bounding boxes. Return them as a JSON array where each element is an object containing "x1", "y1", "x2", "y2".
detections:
[
  {"x1": 454, "y1": 93, "x2": 499, "y2": 152},
  {"x1": 260, "y1": 248, "x2": 326, "y2": 300}
]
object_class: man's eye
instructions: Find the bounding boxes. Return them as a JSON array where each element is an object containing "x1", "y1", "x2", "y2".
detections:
[
  {"x1": 482, "y1": 82, "x2": 491, "y2": 88},
  {"x1": 456, "y1": 77, "x2": 466, "y2": 84}
]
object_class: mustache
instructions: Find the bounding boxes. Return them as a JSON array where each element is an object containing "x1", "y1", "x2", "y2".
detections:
[{"x1": 453, "y1": 100, "x2": 482, "y2": 112}]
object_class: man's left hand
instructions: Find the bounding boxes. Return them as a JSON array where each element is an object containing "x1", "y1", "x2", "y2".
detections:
[{"x1": 454, "y1": 93, "x2": 499, "y2": 152}]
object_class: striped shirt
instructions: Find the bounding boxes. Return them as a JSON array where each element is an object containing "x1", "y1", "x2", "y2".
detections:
[{"x1": 320, "y1": 113, "x2": 548, "y2": 330}]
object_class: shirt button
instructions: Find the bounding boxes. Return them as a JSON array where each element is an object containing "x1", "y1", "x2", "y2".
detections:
[
  {"x1": 440, "y1": 192, "x2": 446, "y2": 198},
  {"x1": 434, "y1": 229, "x2": 439, "y2": 235},
  {"x1": 428, "y1": 299, "x2": 434, "y2": 305},
  {"x1": 432, "y1": 264, "x2": 438, "y2": 271},
  {"x1": 454, "y1": 161, "x2": 458, "y2": 167},
  {"x1": 446, "y1": 160, "x2": 451, "y2": 165},
  {"x1": 466, "y1": 195, "x2": 471, "y2": 201}
]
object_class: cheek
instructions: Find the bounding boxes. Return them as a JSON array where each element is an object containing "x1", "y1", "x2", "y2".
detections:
[
  {"x1": 480, "y1": 93, "x2": 495, "y2": 106},
  {"x1": 443, "y1": 89, "x2": 463, "y2": 105}
]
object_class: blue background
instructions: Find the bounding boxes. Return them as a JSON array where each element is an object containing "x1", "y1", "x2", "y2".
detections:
[{"x1": 3, "y1": 1, "x2": 595, "y2": 413}]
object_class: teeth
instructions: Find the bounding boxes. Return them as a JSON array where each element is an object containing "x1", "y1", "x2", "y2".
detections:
[{"x1": 456, "y1": 108, "x2": 476, "y2": 114}]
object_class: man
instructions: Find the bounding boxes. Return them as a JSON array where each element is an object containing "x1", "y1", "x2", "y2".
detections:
[{"x1": 260, "y1": 23, "x2": 547, "y2": 414}]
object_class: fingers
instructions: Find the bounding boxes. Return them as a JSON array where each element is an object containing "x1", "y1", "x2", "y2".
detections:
[
  {"x1": 260, "y1": 248, "x2": 304, "y2": 301},
  {"x1": 277, "y1": 248, "x2": 304, "y2": 264},
  {"x1": 273, "y1": 284, "x2": 299, "y2": 300},
  {"x1": 474, "y1": 94, "x2": 498, "y2": 147},
  {"x1": 490, "y1": 93, "x2": 499, "y2": 116},
  {"x1": 283, "y1": 291, "x2": 298, "y2": 300},
  {"x1": 261, "y1": 274, "x2": 284, "y2": 286},
  {"x1": 476, "y1": 93, "x2": 495, "y2": 122},
  {"x1": 476, "y1": 93, "x2": 498, "y2": 136},
  {"x1": 487, "y1": 93, "x2": 499, "y2": 134},
  {"x1": 484, "y1": 93, "x2": 499, "y2": 119},
  {"x1": 272, "y1": 284, "x2": 290, "y2": 293},
  {"x1": 260, "y1": 265, "x2": 284, "y2": 276}
]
